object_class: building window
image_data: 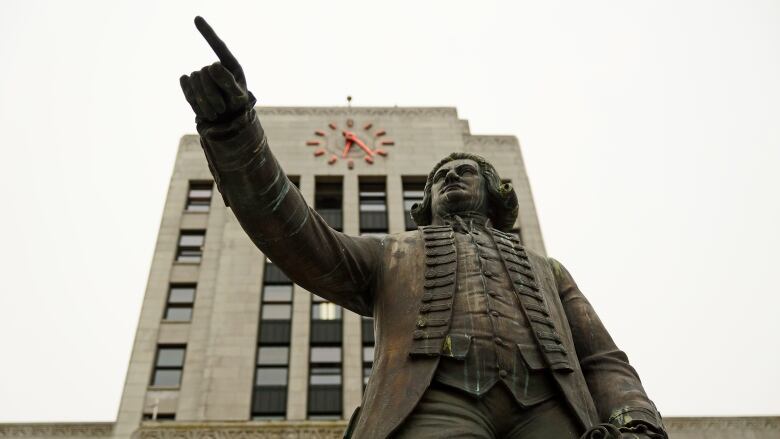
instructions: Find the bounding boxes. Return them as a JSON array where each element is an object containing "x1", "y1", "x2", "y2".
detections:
[
  {"x1": 402, "y1": 178, "x2": 426, "y2": 231},
  {"x1": 151, "y1": 345, "x2": 186, "y2": 387},
  {"x1": 142, "y1": 413, "x2": 175, "y2": 421},
  {"x1": 359, "y1": 179, "x2": 388, "y2": 236},
  {"x1": 253, "y1": 259, "x2": 293, "y2": 420},
  {"x1": 164, "y1": 284, "x2": 196, "y2": 321},
  {"x1": 310, "y1": 294, "x2": 342, "y2": 344},
  {"x1": 308, "y1": 292, "x2": 343, "y2": 419},
  {"x1": 362, "y1": 316, "x2": 375, "y2": 389},
  {"x1": 308, "y1": 345, "x2": 342, "y2": 419},
  {"x1": 185, "y1": 181, "x2": 213, "y2": 212},
  {"x1": 315, "y1": 178, "x2": 343, "y2": 231},
  {"x1": 176, "y1": 231, "x2": 205, "y2": 263}
]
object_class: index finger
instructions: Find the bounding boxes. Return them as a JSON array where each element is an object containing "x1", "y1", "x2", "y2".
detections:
[{"x1": 194, "y1": 16, "x2": 240, "y2": 73}]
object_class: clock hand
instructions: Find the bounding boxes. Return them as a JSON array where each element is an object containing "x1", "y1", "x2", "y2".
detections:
[
  {"x1": 342, "y1": 138, "x2": 354, "y2": 158},
  {"x1": 344, "y1": 132, "x2": 374, "y2": 156},
  {"x1": 351, "y1": 136, "x2": 374, "y2": 156}
]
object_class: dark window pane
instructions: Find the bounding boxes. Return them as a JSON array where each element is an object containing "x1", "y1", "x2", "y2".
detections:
[
  {"x1": 261, "y1": 304, "x2": 291, "y2": 320},
  {"x1": 308, "y1": 385, "x2": 342, "y2": 415},
  {"x1": 252, "y1": 386, "x2": 287, "y2": 415},
  {"x1": 263, "y1": 285, "x2": 292, "y2": 302},
  {"x1": 403, "y1": 180, "x2": 425, "y2": 231},
  {"x1": 359, "y1": 212, "x2": 388, "y2": 231},
  {"x1": 315, "y1": 180, "x2": 343, "y2": 230},
  {"x1": 259, "y1": 321, "x2": 292, "y2": 344},
  {"x1": 169, "y1": 286, "x2": 195, "y2": 303},
  {"x1": 142, "y1": 413, "x2": 176, "y2": 420},
  {"x1": 311, "y1": 347, "x2": 341, "y2": 363},
  {"x1": 310, "y1": 320, "x2": 342, "y2": 344},
  {"x1": 257, "y1": 347, "x2": 289, "y2": 366},
  {"x1": 164, "y1": 307, "x2": 192, "y2": 321},
  {"x1": 255, "y1": 367, "x2": 288, "y2": 386},
  {"x1": 362, "y1": 317, "x2": 374, "y2": 344},
  {"x1": 312, "y1": 303, "x2": 341, "y2": 320},
  {"x1": 157, "y1": 348, "x2": 185, "y2": 367},
  {"x1": 152, "y1": 369, "x2": 182, "y2": 387}
]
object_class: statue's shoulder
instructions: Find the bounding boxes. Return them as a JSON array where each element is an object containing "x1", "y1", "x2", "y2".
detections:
[
  {"x1": 375, "y1": 229, "x2": 423, "y2": 247},
  {"x1": 382, "y1": 226, "x2": 451, "y2": 247}
]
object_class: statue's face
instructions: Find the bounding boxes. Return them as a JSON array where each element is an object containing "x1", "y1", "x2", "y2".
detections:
[{"x1": 430, "y1": 158, "x2": 488, "y2": 219}]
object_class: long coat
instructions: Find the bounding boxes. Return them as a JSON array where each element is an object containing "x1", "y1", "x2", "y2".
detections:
[{"x1": 198, "y1": 113, "x2": 665, "y2": 439}]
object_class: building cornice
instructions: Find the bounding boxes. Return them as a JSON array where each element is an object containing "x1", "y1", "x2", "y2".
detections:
[
  {"x1": 255, "y1": 106, "x2": 457, "y2": 118},
  {"x1": 665, "y1": 416, "x2": 780, "y2": 431},
  {"x1": 132, "y1": 421, "x2": 348, "y2": 439},
  {"x1": 0, "y1": 423, "x2": 113, "y2": 438},
  {"x1": 2, "y1": 418, "x2": 780, "y2": 438},
  {"x1": 463, "y1": 135, "x2": 518, "y2": 147}
]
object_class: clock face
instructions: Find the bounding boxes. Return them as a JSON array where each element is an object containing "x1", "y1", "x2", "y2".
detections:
[{"x1": 306, "y1": 119, "x2": 393, "y2": 169}]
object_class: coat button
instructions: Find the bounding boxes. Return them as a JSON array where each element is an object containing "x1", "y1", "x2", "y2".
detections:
[
  {"x1": 483, "y1": 271, "x2": 493, "y2": 277},
  {"x1": 494, "y1": 337, "x2": 503, "y2": 345},
  {"x1": 490, "y1": 311, "x2": 499, "y2": 317},
  {"x1": 499, "y1": 369, "x2": 508, "y2": 378}
]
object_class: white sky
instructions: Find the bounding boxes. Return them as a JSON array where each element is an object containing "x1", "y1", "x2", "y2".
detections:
[{"x1": 0, "y1": 0, "x2": 778, "y2": 422}]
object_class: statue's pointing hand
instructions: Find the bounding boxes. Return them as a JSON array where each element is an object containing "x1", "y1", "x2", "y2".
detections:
[{"x1": 180, "y1": 16, "x2": 253, "y2": 124}]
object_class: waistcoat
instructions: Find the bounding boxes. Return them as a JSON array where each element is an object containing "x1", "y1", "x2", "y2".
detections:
[
  {"x1": 433, "y1": 219, "x2": 556, "y2": 406},
  {"x1": 410, "y1": 222, "x2": 574, "y2": 402}
]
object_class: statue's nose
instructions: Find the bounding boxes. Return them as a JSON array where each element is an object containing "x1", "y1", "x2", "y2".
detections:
[{"x1": 444, "y1": 169, "x2": 460, "y2": 183}]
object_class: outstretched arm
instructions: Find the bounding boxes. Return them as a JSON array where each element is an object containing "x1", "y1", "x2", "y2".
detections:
[
  {"x1": 551, "y1": 259, "x2": 667, "y2": 438},
  {"x1": 179, "y1": 17, "x2": 380, "y2": 315}
]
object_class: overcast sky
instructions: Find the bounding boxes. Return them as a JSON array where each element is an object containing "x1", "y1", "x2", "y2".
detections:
[{"x1": 0, "y1": 0, "x2": 778, "y2": 422}]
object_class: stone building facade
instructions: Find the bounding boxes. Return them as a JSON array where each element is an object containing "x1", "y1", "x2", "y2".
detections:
[{"x1": 0, "y1": 107, "x2": 776, "y2": 439}]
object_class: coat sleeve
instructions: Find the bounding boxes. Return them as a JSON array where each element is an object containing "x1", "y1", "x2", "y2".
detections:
[
  {"x1": 549, "y1": 258, "x2": 667, "y2": 436},
  {"x1": 195, "y1": 108, "x2": 381, "y2": 316}
]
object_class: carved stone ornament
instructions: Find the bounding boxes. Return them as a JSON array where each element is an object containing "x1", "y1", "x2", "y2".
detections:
[
  {"x1": 256, "y1": 107, "x2": 456, "y2": 118},
  {"x1": 133, "y1": 422, "x2": 348, "y2": 439},
  {"x1": 0, "y1": 423, "x2": 113, "y2": 438}
]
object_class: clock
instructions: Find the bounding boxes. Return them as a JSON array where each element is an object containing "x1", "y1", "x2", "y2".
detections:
[{"x1": 306, "y1": 119, "x2": 393, "y2": 169}]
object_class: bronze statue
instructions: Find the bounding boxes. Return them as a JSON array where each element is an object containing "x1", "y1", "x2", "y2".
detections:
[{"x1": 180, "y1": 17, "x2": 668, "y2": 439}]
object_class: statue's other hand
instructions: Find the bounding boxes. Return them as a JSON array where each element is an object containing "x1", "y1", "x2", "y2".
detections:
[{"x1": 180, "y1": 16, "x2": 252, "y2": 124}]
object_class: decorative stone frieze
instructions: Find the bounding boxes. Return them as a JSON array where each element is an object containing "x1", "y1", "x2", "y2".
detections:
[
  {"x1": 665, "y1": 416, "x2": 780, "y2": 439},
  {"x1": 255, "y1": 107, "x2": 456, "y2": 118},
  {"x1": 132, "y1": 422, "x2": 348, "y2": 439},
  {"x1": 0, "y1": 423, "x2": 112, "y2": 438},
  {"x1": 463, "y1": 135, "x2": 517, "y2": 147},
  {"x1": 2, "y1": 418, "x2": 780, "y2": 439}
]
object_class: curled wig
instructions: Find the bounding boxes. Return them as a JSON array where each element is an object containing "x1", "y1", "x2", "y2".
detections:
[{"x1": 409, "y1": 152, "x2": 519, "y2": 232}]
